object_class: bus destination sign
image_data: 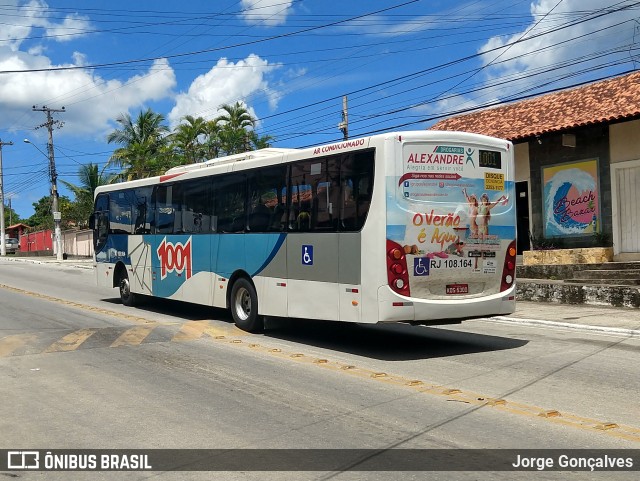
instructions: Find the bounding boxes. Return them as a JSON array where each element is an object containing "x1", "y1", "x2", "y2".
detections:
[{"x1": 479, "y1": 150, "x2": 502, "y2": 169}]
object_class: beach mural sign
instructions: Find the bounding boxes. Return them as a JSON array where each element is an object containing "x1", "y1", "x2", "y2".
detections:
[{"x1": 542, "y1": 159, "x2": 600, "y2": 237}]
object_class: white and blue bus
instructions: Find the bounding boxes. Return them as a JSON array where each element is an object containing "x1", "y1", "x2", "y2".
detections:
[{"x1": 91, "y1": 131, "x2": 516, "y2": 332}]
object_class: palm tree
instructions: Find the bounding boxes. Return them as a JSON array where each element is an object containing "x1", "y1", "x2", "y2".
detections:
[
  {"x1": 61, "y1": 163, "x2": 117, "y2": 226},
  {"x1": 62, "y1": 163, "x2": 117, "y2": 203},
  {"x1": 216, "y1": 102, "x2": 257, "y2": 155},
  {"x1": 203, "y1": 119, "x2": 223, "y2": 160},
  {"x1": 107, "y1": 108, "x2": 170, "y2": 180},
  {"x1": 171, "y1": 115, "x2": 208, "y2": 165},
  {"x1": 249, "y1": 130, "x2": 274, "y2": 150},
  {"x1": 217, "y1": 102, "x2": 255, "y2": 130}
]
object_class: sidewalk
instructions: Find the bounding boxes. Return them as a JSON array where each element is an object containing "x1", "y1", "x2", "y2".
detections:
[
  {"x1": 495, "y1": 301, "x2": 640, "y2": 337},
  {"x1": 1, "y1": 255, "x2": 94, "y2": 270}
]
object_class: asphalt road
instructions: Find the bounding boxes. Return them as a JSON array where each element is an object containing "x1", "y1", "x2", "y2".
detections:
[{"x1": 1, "y1": 259, "x2": 639, "y2": 480}]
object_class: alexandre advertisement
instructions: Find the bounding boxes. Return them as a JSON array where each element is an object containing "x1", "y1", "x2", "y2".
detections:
[{"x1": 386, "y1": 141, "x2": 515, "y2": 295}]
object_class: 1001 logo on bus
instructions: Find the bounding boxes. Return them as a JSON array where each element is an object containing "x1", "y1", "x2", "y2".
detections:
[{"x1": 157, "y1": 237, "x2": 193, "y2": 280}]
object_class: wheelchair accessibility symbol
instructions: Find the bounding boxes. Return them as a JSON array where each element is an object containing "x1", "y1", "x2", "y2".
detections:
[
  {"x1": 414, "y1": 257, "x2": 429, "y2": 276},
  {"x1": 302, "y1": 245, "x2": 313, "y2": 266}
]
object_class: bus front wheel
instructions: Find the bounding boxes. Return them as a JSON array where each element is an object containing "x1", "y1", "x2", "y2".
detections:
[
  {"x1": 230, "y1": 278, "x2": 264, "y2": 333},
  {"x1": 119, "y1": 271, "x2": 137, "y2": 307}
]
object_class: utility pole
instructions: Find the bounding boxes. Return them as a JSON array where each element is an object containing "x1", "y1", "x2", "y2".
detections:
[
  {"x1": 33, "y1": 105, "x2": 65, "y2": 261},
  {"x1": 338, "y1": 95, "x2": 349, "y2": 140},
  {"x1": 0, "y1": 139, "x2": 14, "y2": 256}
]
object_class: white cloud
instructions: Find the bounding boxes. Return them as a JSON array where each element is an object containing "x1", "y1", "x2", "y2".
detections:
[
  {"x1": 0, "y1": 0, "x2": 92, "y2": 50},
  {"x1": 479, "y1": 0, "x2": 638, "y2": 86},
  {"x1": 240, "y1": 0, "x2": 294, "y2": 27},
  {"x1": 44, "y1": 12, "x2": 92, "y2": 43},
  {"x1": 0, "y1": 48, "x2": 177, "y2": 136},
  {"x1": 426, "y1": 0, "x2": 639, "y2": 119},
  {"x1": 168, "y1": 54, "x2": 280, "y2": 127}
]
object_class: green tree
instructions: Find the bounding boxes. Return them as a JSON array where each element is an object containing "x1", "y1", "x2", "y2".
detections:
[
  {"x1": 248, "y1": 130, "x2": 274, "y2": 150},
  {"x1": 216, "y1": 102, "x2": 256, "y2": 155},
  {"x1": 3, "y1": 203, "x2": 20, "y2": 227},
  {"x1": 26, "y1": 195, "x2": 75, "y2": 230},
  {"x1": 171, "y1": 115, "x2": 208, "y2": 165},
  {"x1": 107, "y1": 108, "x2": 170, "y2": 180},
  {"x1": 61, "y1": 163, "x2": 117, "y2": 227}
]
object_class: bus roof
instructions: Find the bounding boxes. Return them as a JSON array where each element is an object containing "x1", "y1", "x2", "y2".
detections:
[
  {"x1": 95, "y1": 131, "x2": 510, "y2": 196},
  {"x1": 165, "y1": 147, "x2": 298, "y2": 174}
]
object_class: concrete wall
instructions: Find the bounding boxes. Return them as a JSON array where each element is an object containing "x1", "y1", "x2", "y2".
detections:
[
  {"x1": 610, "y1": 119, "x2": 640, "y2": 164},
  {"x1": 61, "y1": 229, "x2": 94, "y2": 257}
]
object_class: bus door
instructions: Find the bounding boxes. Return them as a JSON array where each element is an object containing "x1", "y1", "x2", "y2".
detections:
[
  {"x1": 130, "y1": 187, "x2": 154, "y2": 296},
  {"x1": 107, "y1": 188, "x2": 153, "y2": 296},
  {"x1": 286, "y1": 160, "x2": 340, "y2": 320}
]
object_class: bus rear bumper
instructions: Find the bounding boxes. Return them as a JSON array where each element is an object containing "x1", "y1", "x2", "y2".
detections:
[{"x1": 377, "y1": 285, "x2": 516, "y2": 324}]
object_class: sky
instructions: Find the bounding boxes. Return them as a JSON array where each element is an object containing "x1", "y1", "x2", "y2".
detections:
[{"x1": 1, "y1": 0, "x2": 639, "y2": 220}]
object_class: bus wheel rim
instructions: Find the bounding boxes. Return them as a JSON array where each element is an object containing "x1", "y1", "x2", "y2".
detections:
[
  {"x1": 121, "y1": 278, "x2": 130, "y2": 299},
  {"x1": 234, "y1": 287, "x2": 251, "y2": 321}
]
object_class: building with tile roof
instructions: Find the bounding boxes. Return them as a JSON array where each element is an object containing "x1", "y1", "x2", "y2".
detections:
[{"x1": 430, "y1": 70, "x2": 640, "y2": 260}]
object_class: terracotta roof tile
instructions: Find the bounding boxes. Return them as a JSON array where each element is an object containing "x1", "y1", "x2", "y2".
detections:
[{"x1": 430, "y1": 71, "x2": 640, "y2": 141}]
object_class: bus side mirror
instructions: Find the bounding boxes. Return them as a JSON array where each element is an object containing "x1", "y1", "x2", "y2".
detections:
[{"x1": 89, "y1": 214, "x2": 95, "y2": 230}]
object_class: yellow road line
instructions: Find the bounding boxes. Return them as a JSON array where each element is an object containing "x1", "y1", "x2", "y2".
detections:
[
  {"x1": 2, "y1": 282, "x2": 638, "y2": 443},
  {"x1": 205, "y1": 335, "x2": 640, "y2": 444},
  {"x1": 0, "y1": 334, "x2": 39, "y2": 357},
  {"x1": 111, "y1": 325, "x2": 157, "y2": 347},
  {"x1": 0, "y1": 284, "x2": 157, "y2": 325},
  {"x1": 44, "y1": 328, "x2": 97, "y2": 353},
  {"x1": 172, "y1": 320, "x2": 213, "y2": 342}
]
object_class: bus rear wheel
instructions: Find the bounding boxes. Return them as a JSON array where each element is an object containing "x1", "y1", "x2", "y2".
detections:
[
  {"x1": 119, "y1": 271, "x2": 137, "y2": 307},
  {"x1": 230, "y1": 278, "x2": 264, "y2": 333}
]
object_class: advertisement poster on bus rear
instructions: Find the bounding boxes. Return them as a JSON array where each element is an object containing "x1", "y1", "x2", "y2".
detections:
[{"x1": 386, "y1": 141, "x2": 515, "y2": 296}]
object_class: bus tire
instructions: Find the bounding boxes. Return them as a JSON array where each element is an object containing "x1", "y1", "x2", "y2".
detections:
[
  {"x1": 119, "y1": 271, "x2": 137, "y2": 307},
  {"x1": 230, "y1": 278, "x2": 264, "y2": 333}
]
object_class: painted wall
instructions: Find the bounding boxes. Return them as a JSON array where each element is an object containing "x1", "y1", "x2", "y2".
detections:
[
  {"x1": 19, "y1": 230, "x2": 53, "y2": 253},
  {"x1": 527, "y1": 125, "x2": 611, "y2": 248}
]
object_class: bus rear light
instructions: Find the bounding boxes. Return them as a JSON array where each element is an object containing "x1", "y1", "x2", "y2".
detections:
[
  {"x1": 391, "y1": 263, "x2": 404, "y2": 275},
  {"x1": 387, "y1": 240, "x2": 410, "y2": 296},
  {"x1": 500, "y1": 240, "x2": 517, "y2": 292}
]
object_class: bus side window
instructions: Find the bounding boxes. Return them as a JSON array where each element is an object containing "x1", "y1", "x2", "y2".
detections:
[
  {"x1": 154, "y1": 185, "x2": 176, "y2": 235},
  {"x1": 314, "y1": 157, "x2": 340, "y2": 231},
  {"x1": 109, "y1": 189, "x2": 135, "y2": 234},
  {"x1": 214, "y1": 173, "x2": 246, "y2": 233},
  {"x1": 340, "y1": 150, "x2": 374, "y2": 231},
  {"x1": 181, "y1": 178, "x2": 212, "y2": 234},
  {"x1": 94, "y1": 193, "x2": 109, "y2": 251},
  {"x1": 133, "y1": 186, "x2": 153, "y2": 235},
  {"x1": 247, "y1": 165, "x2": 286, "y2": 233},
  {"x1": 288, "y1": 160, "x2": 317, "y2": 232}
]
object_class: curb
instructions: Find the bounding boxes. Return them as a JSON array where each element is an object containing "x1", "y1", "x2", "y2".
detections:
[
  {"x1": 490, "y1": 316, "x2": 640, "y2": 338},
  {"x1": 1, "y1": 256, "x2": 94, "y2": 270}
]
